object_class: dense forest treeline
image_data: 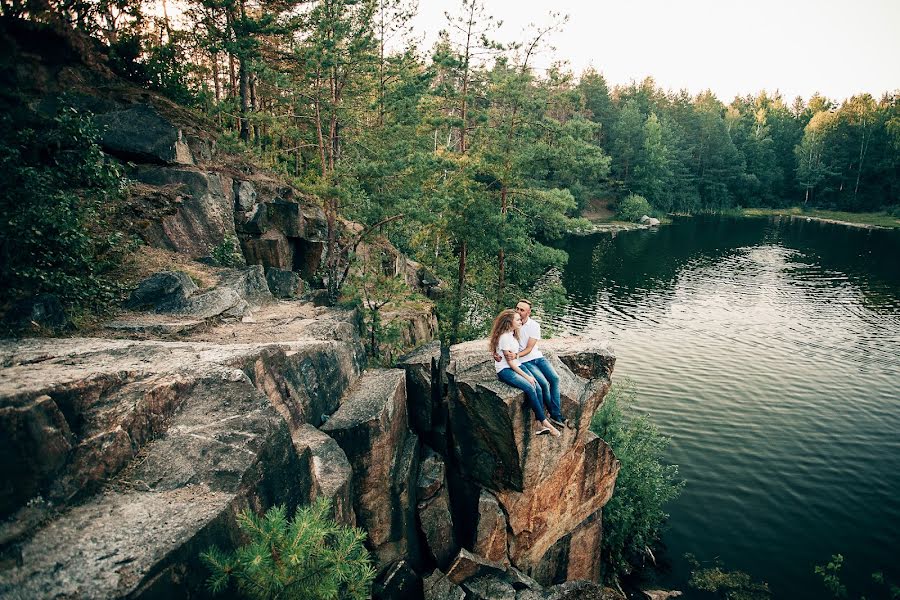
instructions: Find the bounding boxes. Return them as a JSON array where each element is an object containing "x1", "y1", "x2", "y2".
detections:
[{"x1": 2, "y1": 0, "x2": 898, "y2": 338}]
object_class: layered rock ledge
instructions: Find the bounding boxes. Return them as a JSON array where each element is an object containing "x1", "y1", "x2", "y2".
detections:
[{"x1": 0, "y1": 328, "x2": 619, "y2": 599}]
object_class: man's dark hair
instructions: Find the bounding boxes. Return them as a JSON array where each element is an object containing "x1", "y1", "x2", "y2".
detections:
[{"x1": 517, "y1": 298, "x2": 532, "y2": 307}]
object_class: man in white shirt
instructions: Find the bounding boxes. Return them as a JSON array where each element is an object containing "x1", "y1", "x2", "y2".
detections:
[{"x1": 512, "y1": 299, "x2": 565, "y2": 428}]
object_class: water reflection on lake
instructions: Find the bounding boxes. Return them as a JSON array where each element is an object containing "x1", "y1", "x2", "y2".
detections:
[{"x1": 553, "y1": 216, "x2": 900, "y2": 599}]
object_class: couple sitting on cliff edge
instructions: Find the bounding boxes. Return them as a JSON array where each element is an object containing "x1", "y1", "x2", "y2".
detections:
[{"x1": 488, "y1": 299, "x2": 567, "y2": 437}]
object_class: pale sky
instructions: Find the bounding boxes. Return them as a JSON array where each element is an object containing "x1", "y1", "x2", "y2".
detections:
[{"x1": 410, "y1": 0, "x2": 900, "y2": 103}]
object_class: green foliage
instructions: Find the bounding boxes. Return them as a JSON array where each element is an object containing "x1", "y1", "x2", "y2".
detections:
[
  {"x1": 616, "y1": 194, "x2": 653, "y2": 222},
  {"x1": 0, "y1": 105, "x2": 127, "y2": 315},
  {"x1": 815, "y1": 554, "x2": 849, "y2": 598},
  {"x1": 109, "y1": 31, "x2": 208, "y2": 107},
  {"x1": 685, "y1": 554, "x2": 772, "y2": 600},
  {"x1": 590, "y1": 379, "x2": 684, "y2": 581},
  {"x1": 342, "y1": 252, "x2": 413, "y2": 364},
  {"x1": 209, "y1": 235, "x2": 246, "y2": 268},
  {"x1": 201, "y1": 498, "x2": 375, "y2": 600},
  {"x1": 810, "y1": 553, "x2": 900, "y2": 600}
]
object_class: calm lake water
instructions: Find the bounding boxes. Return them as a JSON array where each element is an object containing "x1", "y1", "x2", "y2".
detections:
[{"x1": 552, "y1": 216, "x2": 900, "y2": 599}]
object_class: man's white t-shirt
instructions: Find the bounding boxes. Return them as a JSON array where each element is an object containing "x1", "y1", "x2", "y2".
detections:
[
  {"x1": 518, "y1": 318, "x2": 544, "y2": 363},
  {"x1": 495, "y1": 331, "x2": 520, "y2": 373}
]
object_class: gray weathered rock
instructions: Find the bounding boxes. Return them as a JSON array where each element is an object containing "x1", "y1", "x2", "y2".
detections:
[
  {"x1": 0, "y1": 346, "x2": 311, "y2": 599},
  {"x1": 464, "y1": 576, "x2": 517, "y2": 600},
  {"x1": 291, "y1": 424, "x2": 355, "y2": 527},
  {"x1": 125, "y1": 267, "x2": 272, "y2": 321},
  {"x1": 234, "y1": 179, "x2": 258, "y2": 211},
  {"x1": 94, "y1": 104, "x2": 194, "y2": 165},
  {"x1": 8, "y1": 293, "x2": 69, "y2": 330},
  {"x1": 372, "y1": 559, "x2": 423, "y2": 600},
  {"x1": 266, "y1": 267, "x2": 303, "y2": 299},
  {"x1": 416, "y1": 450, "x2": 457, "y2": 568},
  {"x1": 124, "y1": 271, "x2": 198, "y2": 311},
  {"x1": 320, "y1": 369, "x2": 420, "y2": 568},
  {"x1": 217, "y1": 265, "x2": 272, "y2": 307},
  {"x1": 130, "y1": 165, "x2": 235, "y2": 257},
  {"x1": 423, "y1": 569, "x2": 465, "y2": 600},
  {"x1": 0, "y1": 336, "x2": 361, "y2": 521}
]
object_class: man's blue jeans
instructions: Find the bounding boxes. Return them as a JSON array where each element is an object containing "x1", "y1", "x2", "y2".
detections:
[
  {"x1": 522, "y1": 358, "x2": 562, "y2": 421},
  {"x1": 497, "y1": 368, "x2": 546, "y2": 421}
]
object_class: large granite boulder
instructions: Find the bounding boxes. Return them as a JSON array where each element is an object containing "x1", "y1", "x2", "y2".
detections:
[
  {"x1": 124, "y1": 271, "x2": 198, "y2": 311},
  {"x1": 94, "y1": 103, "x2": 194, "y2": 165},
  {"x1": 125, "y1": 266, "x2": 273, "y2": 321},
  {"x1": 320, "y1": 369, "x2": 421, "y2": 569},
  {"x1": 233, "y1": 179, "x2": 258, "y2": 211},
  {"x1": 266, "y1": 267, "x2": 303, "y2": 299},
  {"x1": 446, "y1": 338, "x2": 620, "y2": 584},
  {"x1": 130, "y1": 165, "x2": 235, "y2": 257}
]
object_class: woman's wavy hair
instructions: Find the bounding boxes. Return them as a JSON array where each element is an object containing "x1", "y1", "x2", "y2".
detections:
[{"x1": 488, "y1": 309, "x2": 519, "y2": 354}]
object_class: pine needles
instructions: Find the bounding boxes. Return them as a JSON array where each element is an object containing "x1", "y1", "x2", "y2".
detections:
[{"x1": 201, "y1": 498, "x2": 376, "y2": 600}]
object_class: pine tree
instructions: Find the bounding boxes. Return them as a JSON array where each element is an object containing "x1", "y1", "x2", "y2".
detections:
[{"x1": 201, "y1": 498, "x2": 376, "y2": 600}]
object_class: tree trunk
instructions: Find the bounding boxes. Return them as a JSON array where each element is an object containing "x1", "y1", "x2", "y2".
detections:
[
  {"x1": 211, "y1": 51, "x2": 221, "y2": 104},
  {"x1": 453, "y1": 239, "x2": 467, "y2": 342},
  {"x1": 314, "y1": 69, "x2": 327, "y2": 178},
  {"x1": 250, "y1": 73, "x2": 260, "y2": 143},
  {"x1": 238, "y1": 57, "x2": 251, "y2": 142},
  {"x1": 497, "y1": 186, "x2": 507, "y2": 307},
  {"x1": 854, "y1": 126, "x2": 869, "y2": 201}
]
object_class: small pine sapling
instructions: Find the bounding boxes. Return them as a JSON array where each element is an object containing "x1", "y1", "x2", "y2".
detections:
[{"x1": 201, "y1": 498, "x2": 376, "y2": 600}]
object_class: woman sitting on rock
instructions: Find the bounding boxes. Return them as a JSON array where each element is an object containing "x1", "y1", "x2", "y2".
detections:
[{"x1": 489, "y1": 309, "x2": 561, "y2": 437}]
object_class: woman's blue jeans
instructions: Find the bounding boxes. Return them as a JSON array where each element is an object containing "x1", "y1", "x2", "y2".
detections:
[
  {"x1": 497, "y1": 368, "x2": 546, "y2": 421},
  {"x1": 521, "y1": 358, "x2": 562, "y2": 421}
]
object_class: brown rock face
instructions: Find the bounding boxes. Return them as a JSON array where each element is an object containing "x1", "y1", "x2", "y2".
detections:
[
  {"x1": 320, "y1": 369, "x2": 421, "y2": 568},
  {"x1": 446, "y1": 338, "x2": 620, "y2": 584},
  {"x1": 473, "y1": 490, "x2": 509, "y2": 565}
]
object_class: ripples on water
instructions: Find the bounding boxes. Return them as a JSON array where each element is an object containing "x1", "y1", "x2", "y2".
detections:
[{"x1": 553, "y1": 217, "x2": 900, "y2": 599}]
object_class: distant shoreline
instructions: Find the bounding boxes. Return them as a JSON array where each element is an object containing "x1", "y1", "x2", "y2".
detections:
[{"x1": 741, "y1": 208, "x2": 899, "y2": 230}]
